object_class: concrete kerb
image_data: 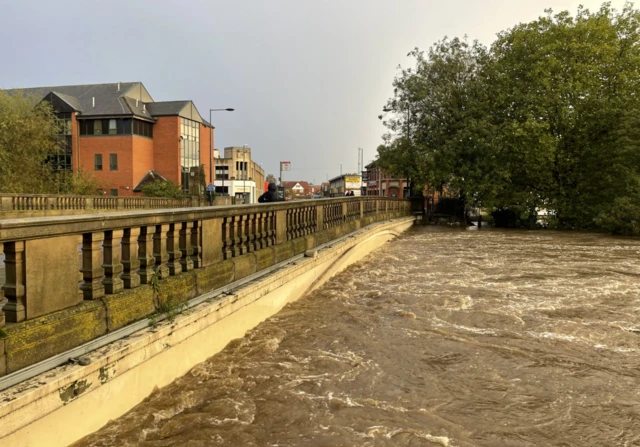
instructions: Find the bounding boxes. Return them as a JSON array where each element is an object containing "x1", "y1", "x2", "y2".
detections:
[{"x1": 0, "y1": 216, "x2": 414, "y2": 447}]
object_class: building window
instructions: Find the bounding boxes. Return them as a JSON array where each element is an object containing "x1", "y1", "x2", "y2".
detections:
[
  {"x1": 133, "y1": 119, "x2": 153, "y2": 138},
  {"x1": 215, "y1": 186, "x2": 229, "y2": 195},
  {"x1": 215, "y1": 165, "x2": 229, "y2": 180},
  {"x1": 180, "y1": 117, "x2": 200, "y2": 191},
  {"x1": 49, "y1": 112, "x2": 72, "y2": 172},
  {"x1": 109, "y1": 154, "x2": 118, "y2": 171},
  {"x1": 80, "y1": 119, "x2": 134, "y2": 136},
  {"x1": 94, "y1": 154, "x2": 102, "y2": 171},
  {"x1": 110, "y1": 189, "x2": 118, "y2": 196},
  {"x1": 93, "y1": 120, "x2": 102, "y2": 135}
]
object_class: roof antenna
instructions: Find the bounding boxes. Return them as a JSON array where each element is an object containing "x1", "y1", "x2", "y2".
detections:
[{"x1": 117, "y1": 82, "x2": 120, "y2": 91}]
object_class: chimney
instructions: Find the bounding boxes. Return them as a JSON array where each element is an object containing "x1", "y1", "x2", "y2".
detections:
[
  {"x1": 136, "y1": 98, "x2": 139, "y2": 107},
  {"x1": 143, "y1": 104, "x2": 146, "y2": 113},
  {"x1": 117, "y1": 81, "x2": 120, "y2": 91},
  {"x1": 92, "y1": 97, "x2": 95, "y2": 108}
]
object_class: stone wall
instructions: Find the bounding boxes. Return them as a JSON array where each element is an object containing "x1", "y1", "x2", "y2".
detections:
[{"x1": 0, "y1": 197, "x2": 411, "y2": 377}]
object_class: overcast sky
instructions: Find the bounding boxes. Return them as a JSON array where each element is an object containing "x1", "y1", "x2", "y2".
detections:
[{"x1": 0, "y1": 0, "x2": 630, "y2": 183}]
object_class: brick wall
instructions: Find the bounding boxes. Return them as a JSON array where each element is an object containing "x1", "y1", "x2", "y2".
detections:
[
  {"x1": 132, "y1": 135, "x2": 154, "y2": 191},
  {"x1": 154, "y1": 116, "x2": 180, "y2": 184},
  {"x1": 200, "y1": 125, "x2": 212, "y2": 184},
  {"x1": 79, "y1": 136, "x2": 138, "y2": 196}
]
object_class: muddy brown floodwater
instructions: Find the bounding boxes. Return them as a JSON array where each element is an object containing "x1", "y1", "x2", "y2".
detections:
[{"x1": 74, "y1": 226, "x2": 640, "y2": 447}]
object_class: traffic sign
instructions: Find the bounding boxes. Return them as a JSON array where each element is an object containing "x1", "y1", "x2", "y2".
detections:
[{"x1": 206, "y1": 184, "x2": 215, "y2": 192}]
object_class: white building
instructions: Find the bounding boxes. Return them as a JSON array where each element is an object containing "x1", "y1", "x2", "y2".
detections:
[{"x1": 329, "y1": 174, "x2": 362, "y2": 196}]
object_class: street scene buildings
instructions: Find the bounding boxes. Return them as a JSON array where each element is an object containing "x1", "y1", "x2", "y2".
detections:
[
  {"x1": 5, "y1": 82, "x2": 267, "y2": 200},
  {"x1": 214, "y1": 146, "x2": 265, "y2": 204}
]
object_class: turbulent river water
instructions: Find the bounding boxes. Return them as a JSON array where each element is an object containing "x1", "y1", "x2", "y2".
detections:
[{"x1": 74, "y1": 226, "x2": 640, "y2": 447}]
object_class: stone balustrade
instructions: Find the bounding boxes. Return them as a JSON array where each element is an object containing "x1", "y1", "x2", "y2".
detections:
[
  {"x1": 0, "y1": 197, "x2": 411, "y2": 376},
  {"x1": 0, "y1": 193, "x2": 239, "y2": 218}
]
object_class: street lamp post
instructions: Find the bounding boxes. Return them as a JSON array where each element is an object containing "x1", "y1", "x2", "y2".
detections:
[
  {"x1": 242, "y1": 144, "x2": 247, "y2": 204},
  {"x1": 209, "y1": 108, "x2": 234, "y2": 197}
]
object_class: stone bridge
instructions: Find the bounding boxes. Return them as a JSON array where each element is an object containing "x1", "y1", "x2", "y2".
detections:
[{"x1": 0, "y1": 197, "x2": 414, "y2": 447}]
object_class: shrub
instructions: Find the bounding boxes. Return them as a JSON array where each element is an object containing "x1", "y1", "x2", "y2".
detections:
[{"x1": 141, "y1": 180, "x2": 185, "y2": 199}]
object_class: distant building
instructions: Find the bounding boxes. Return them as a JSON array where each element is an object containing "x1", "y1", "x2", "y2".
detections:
[
  {"x1": 5, "y1": 82, "x2": 215, "y2": 196},
  {"x1": 214, "y1": 146, "x2": 265, "y2": 204},
  {"x1": 281, "y1": 181, "x2": 320, "y2": 197},
  {"x1": 329, "y1": 174, "x2": 362, "y2": 197},
  {"x1": 363, "y1": 161, "x2": 409, "y2": 198}
]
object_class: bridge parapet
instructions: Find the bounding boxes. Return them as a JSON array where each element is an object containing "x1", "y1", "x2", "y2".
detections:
[
  {"x1": 0, "y1": 197, "x2": 411, "y2": 376},
  {"x1": 0, "y1": 193, "x2": 241, "y2": 218}
]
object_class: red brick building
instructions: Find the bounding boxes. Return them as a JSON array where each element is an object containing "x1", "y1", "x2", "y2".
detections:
[
  {"x1": 363, "y1": 161, "x2": 409, "y2": 198},
  {"x1": 281, "y1": 181, "x2": 320, "y2": 197},
  {"x1": 10, "y1": 82, "x2": 213, "y2": 196}
]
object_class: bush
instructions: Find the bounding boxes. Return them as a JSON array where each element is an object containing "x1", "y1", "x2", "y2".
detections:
[
  {"x1": 491, "y1": 207, "x2": 539, "y2": 229},
  {"x1": 58, "y1": 170, "x2": 105, "y2": 195},
  {"x1": 141, "y1": 180, "x2": 185, "y2": 199},
  {"x1": 596, "y1": 197, "x2": 640, "y2": 236}
]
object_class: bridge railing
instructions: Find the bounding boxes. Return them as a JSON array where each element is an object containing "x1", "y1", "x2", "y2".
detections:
[
  {"x1": 0, "y1": 197, "x2": 410, "y2": 328},
  {"x1": 0, "y1": 193, "x2": 242, "y2": 218}
]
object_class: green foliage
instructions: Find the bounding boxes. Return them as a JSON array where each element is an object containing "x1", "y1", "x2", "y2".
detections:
[
  {"x1": 58, "y1": 170, "x2": 105, "y2": 195},
  {"x1": 596, "y1": 197, "x2": 640, "y2": 236},
  {"x1": 0, "y1": 91, "x2": 107, "y2": 195},
  {"x1": 379, "y1": 2, "x2": 640, "y2": 234},
  {"x1": 266, "y1": 174, "x2": 277, "y2": 184},
  {"x1": 141, "y1": 179, "x2": 185, "y2": 199},
  {"x1": 0, "y1": 91, "x2": 59, "y2": 193}
]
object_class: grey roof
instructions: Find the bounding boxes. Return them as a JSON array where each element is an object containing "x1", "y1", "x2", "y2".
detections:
[
  {"x1": 6, "y1": 82, "x2": 139, "y2": 116},
  {"x1": 146, "y1": 101, "x2": 190, "y2": 116},
  {"x1": 122, "y1": 96, "x2": 155, "y2": 120},
  {"x1": 4, "y1": 82, "x2": 205, "y2": 121},
  {"x1": 49, "y1": 92, "x2": 82, "y2": 111}
]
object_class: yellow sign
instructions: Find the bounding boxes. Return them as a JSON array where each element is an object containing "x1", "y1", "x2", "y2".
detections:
[{"x1": 345, "y1": 176, "x2": 361, "y2": 183}]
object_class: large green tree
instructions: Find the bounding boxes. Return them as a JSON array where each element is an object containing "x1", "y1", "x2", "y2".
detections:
[
  {"x1": 0, "y1": 91, "x2": 102, "y2": 195},
  {"x1": 487, "y1": 2, "x2": 640, "y2": 229},
  {"x1": 378, "y1": 2, "x2": 640, "y2": 234},
  {"x1": 0, "y1": 91, "x2": 59, "y2": 193}
]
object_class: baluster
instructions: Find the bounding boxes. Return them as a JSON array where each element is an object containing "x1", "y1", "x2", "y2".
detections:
[
  {"x1": 2, "y1": 241, "x2": 25, "y2": 322},
  {"x1": 180, "y1": 222, "x2": 194, "y2": 271},
  {"x1": 244, "y1": 214, "x2": 252, "y2": 253},
  {"x1": 153, "y1": 224, "x2": 170, "y2": 278},
  {"x1": 167, "y1": 223, "x2": 183, "y2": 276},
  {"x1": 254, "y1": 213, "x2": 263, "y2": 250},
  {"x1": 232, "y1": 215, "x2": 245, "y2": 257},
  {"x1": 302, "y1": 207, "x2": 307, "y2": 235},
  {"x1": 191, "y1": 221, "x2": 202, "y2": 268},
  {"x1": 121, "y1": 228, "x2": 141, "y2": 289},
  {"x1": 251, "y1": 213, "x2": 260, "y2": 252},
  {"x1": 265, "y1": 212, "x2": 274, "y2": 247},
  {"x1": 286, "y1": 209, "x2": 292, "y2": 241},
  {"x1": 102, "y1": 229, "x2": 124, "y2": 294},
  {"x1": 222, "y1": 217, "x2": 233, "y2": 260},
  {"x1": 80, "y1": 232, "x2": 106, "y2": 300},
  {"x1": 0, "y1": 242, "x2": 4, "y2": 326},
  {"x1": 292, "y1": 208, "x2": 297, "y2": 239},
  {"x1": 137, "y1": 226, "x2": 156, "y2": 284}
]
